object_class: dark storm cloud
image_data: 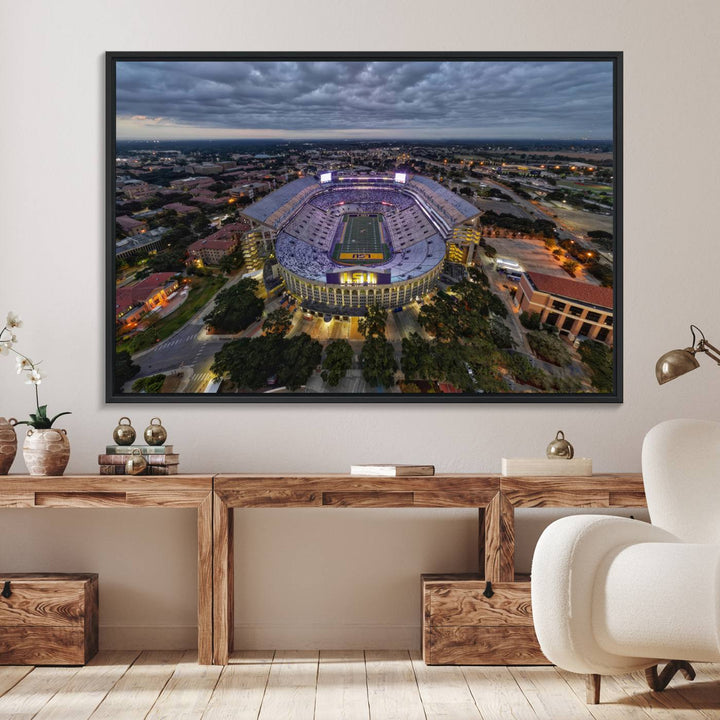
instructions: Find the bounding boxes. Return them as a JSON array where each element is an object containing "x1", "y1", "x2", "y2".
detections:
[{"x1": 116, "y1": 60, "x2": 614, "y2": 139}]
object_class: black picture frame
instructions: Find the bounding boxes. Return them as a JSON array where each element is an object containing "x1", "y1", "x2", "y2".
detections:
[{"x1": 106, "y1": 51, "x2": 622, "y2": 403}]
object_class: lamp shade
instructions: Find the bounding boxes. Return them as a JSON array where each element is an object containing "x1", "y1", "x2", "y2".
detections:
[{"x1": 655, "y1": 348, "x2": 700, "y2": 385}]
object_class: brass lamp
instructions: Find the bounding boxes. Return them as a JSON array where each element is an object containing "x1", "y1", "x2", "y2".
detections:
[{"x1": 655, "y1": 325, "x2": 720, "y2": 384}]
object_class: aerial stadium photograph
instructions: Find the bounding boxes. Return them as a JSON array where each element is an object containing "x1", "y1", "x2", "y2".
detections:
[{"x1": 107, "y1": 53, "x2": 621, "y2": 402}]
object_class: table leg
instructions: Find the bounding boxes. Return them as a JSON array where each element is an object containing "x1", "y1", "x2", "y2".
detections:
[
  {"x1": 197, "y1": 493, "x2": 213, "y2": 665},
  {"x1": 478, "y1": 507, "x2": 486, "y2": 577},
  {"x1": 213, "y1": 492, "x2": 234, "y2": 665},
  {"x1": 483, "y1": 492, "x2": 515, "y2": 582}
]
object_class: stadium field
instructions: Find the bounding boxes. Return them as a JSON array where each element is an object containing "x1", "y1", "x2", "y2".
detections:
[{"x1": 332, "y1": 214, "x2": 391, "y2": 265}]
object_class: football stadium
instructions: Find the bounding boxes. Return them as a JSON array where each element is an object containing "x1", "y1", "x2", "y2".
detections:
[{"x1": 241, "y1": 172, "x2": 480, "y2": 314}]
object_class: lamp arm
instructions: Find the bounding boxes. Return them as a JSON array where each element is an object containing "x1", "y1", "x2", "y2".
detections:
[{"x1": 698, "y1": 340, "x2": 720, "y2": 365}]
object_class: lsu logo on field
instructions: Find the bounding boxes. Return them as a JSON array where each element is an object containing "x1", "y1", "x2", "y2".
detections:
[{"x1": 339, "y1": 252, "x2": 384, "y2": 260}]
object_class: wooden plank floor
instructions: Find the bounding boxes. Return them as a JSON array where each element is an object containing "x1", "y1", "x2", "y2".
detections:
[{"x1": 0, "y1": 651, "x2": 717, "y2": 720}]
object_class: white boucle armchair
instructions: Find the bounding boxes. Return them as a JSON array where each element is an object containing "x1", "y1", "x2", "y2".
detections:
[{"x1": 531, "y1": 418, "x2": 720, "y2": 704}]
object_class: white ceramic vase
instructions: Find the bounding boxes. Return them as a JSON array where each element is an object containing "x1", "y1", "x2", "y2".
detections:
[{"x1": 22, "y1": 427, "x2": 70, "y2": 476}]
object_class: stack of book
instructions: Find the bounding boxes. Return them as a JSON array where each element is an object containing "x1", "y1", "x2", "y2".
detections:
[{"x1": 98, "y1": 445, "x2": 179, "y2": 475}]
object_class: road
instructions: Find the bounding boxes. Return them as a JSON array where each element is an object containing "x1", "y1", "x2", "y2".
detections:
[{"x1": 127, "y1": 271, "x2": 265, "y2": 393}]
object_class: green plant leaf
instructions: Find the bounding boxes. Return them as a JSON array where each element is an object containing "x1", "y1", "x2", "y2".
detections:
[
  {"x1": 36, "y1": 405, "x2": 48, "y2": 419},
  {"x1": 48, "y1": 411, "x2": 72, "y2": 427}
]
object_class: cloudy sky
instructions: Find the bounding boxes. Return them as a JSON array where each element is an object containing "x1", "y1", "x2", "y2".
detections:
[{"x1": 116, "y1": 60, "x2": 614, "y2": 141}]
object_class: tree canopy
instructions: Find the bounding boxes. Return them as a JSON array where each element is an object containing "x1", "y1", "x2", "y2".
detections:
[
  {"x1": 204, "y1": 278, "x2": 263, "y2": 333},
  {"x1": 322, "y1": 339, "x2": 354, "y2": 387}
]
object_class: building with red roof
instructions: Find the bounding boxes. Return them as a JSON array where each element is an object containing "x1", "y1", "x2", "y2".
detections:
[
  {"x1": 115, "y1": 272, "x2": 180, "y2": 328},
  {"x1": 186, "y1": 222, "x2": 250, "y2": 267},
  {"x1": 116, "y1": 215, "x2": 147, "y2": 236},
  {"x1": 516, "y1": 271, "x2": 613, "y2": 345},
  {"x1": 162, "y1": 202, "x2": 200, "y2": 215}
]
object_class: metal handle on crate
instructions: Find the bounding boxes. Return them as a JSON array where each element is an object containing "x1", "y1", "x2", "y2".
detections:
[
  {"x1": 483, "y1": 581, "x2": 494, "y2": 599},
  {"x1": 1, "y1": 581, "x2": 11, "y2": 599}
]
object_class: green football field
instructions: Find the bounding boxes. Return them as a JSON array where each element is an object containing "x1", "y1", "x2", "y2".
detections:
[{"x1": 332, "y1": 214, "x2": 390, "y2": 264}]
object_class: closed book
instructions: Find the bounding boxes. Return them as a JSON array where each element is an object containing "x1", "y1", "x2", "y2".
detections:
[
  {"x1": 98, "y1": 464, "x2": 179, "y2": 475},
  {"x1": 501, "y1": 457, "x2": 592, "y2": 476},
  {"x1": 98, "y1": 453, "x2": 179, "y2": 466},
  {"x1": 350, "y1": 464, "x2": 435, "y2": 477},
  {"x1": 147, "y1": 465, "x2": 179, "y2": 475},
  {"x1": 98, "y1": 464, "x2": 126, "y2": 475},
  {"x1": 105, "y1": 445, "x2": 174, "y2": 455}
]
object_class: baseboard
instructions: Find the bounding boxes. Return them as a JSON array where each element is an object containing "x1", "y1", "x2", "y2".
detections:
[
  {"x1": 99, "y1": 623, "x2": 421, "y2": 650},
  {"x1": 234, "y1": 623, "x2": 421, "y2": 650},
  {"x1": 100, "y1": 625, "x2": 198, "y2": 650}
]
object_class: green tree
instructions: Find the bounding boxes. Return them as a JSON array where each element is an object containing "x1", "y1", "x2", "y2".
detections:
[
  {"x1": 527, "y1": 331, "x2": 572, "y2": 367},
  {"x1": 578, "y1": 339, "x2": 613, "y2": 392},
  {"x1": 132, "y1": 374, "x2": 166, "y2": 393},
  {"x1": 204, "y1": 278, "x2": 263, "y2": 333},
  {"x1": 113, "y1": 350, "x2": 140, "y2": 392},
  {"x1": 191, "y1": 213, "x2": 211, "y2": 237},
  {"x1": 490, "y1": 319, "x2": 514, "y2": 349},
  {"x1": 147, "y1": 247, "x2": 187, "y2": 273},
  {"x1": 358, "y1": 305, "x2": 388, "y2": 339},
  {"x1": 211, "y1": 336, "x2": 282, "y2": 390},
  {"x1": 211, "y1": 332, "x2": 321, "y2": 392},
  {"x1": 278, "y1": 334, "x2": 322, "y2": 390},
  {"x1": 519, "y1": 311, "x2": 542, "y2": 330},
  {"x1": 322, "y1": 339, "x2": 354, "y2": 387},
  {"x1": 263, "y1": 308, "x2": 293, "y2": 337},
  {"x1": 360, "y1": 337, "x2": 397, "y2": 388},
  {"x1": 562, "y1": 259, "x2": 579, "y2": 277},
  {"x1": 219, "y1": 247, "x2": 244, "y2": 274}
]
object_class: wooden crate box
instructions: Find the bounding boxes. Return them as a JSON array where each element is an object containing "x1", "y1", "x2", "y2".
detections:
[
  {"x1": 422, "y1": 573, "x2": 548, "y2": 665},
  {"x1": 0, "y1": 573, "x2": 98, "y2": 665}
]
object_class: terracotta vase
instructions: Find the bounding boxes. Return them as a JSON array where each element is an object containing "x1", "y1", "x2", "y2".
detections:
[
  {"x1": 0, "y1": 417, "x2": 18, "y2": 475},
  {"x1": 22, "y1": 428, "x2": 70, "y2": 476}
]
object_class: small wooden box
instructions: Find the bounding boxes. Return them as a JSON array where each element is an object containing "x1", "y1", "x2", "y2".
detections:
[
  {"x1": 422, "y1": 573, "x2": 548, "y2": 665},
  {"x1": 0, "y1": 573, "x2": 98, "y2": 665}
]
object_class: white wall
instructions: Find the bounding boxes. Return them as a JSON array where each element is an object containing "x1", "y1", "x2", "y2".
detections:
[{"x1": 1, "y1": 0, "x2": 719, "y2": 649}]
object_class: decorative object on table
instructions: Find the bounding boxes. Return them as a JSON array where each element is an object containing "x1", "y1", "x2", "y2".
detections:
[
  {"x1": 655, "y1": 324, "x2": 720, "y2": 384},
  {"x1": 105, "y1": 443, "x2": 173, "y2": 455},
  {"x1": 97, "y1": 444, "x2": 179, "y2": 475},
  {"x1": 0, "y1": 573, "x2": 98, "y2": 665},
  {"x1": 124, "y1": 449, "x2": 148, "y2": 476},
  {"x1": 0, "y1": 417, "x2": 17, "y2": 475},
  {"x1": 503, "y1": 429, "x2": 590, "y2": 475},
  {"x1": 501, "y1": 457, "x2": 592, "y2": 476},
  {"x1": 0, "y1": 311, "x2": 72, "y2": 476},
  {"x1": 23, "y1": 429, "x2": 71, "y2": 477},
  {"x1": 143, "y1": 417, "x2": 167, "y2": 446},
  {"x1": 106, "y1": 52, "x2": 622, "y2": 405},
  {"x1": 350, "y1": 464, "x2": 435, "y2": 477},
  {"x1": 546, "y1": 430, "x2": 575, "y2": 459},
  {"x1": 112, "y1": 416, "x2": 136, "y2": 445}
]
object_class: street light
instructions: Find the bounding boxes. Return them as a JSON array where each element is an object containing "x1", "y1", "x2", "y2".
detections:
[{"x1": 655, "y1": 325, "x2": 720, "y2": 384}]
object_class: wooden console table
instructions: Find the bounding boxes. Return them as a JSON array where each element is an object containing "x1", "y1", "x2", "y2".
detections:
[
  {"x1": 212, "y1": 473, "x2": 646, "y2": 665},
  {"x1": 1, "y1": 473, "x2": 647, "y2": 666},
  {"x1": 0, "y1": 475, "x2": 214, "y2": 665}
]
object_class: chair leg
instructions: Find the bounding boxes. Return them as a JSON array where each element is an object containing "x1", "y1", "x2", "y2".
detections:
[
  {"x1": 586, "y1": 674, "x2": 601, "y2": 704},
  {"x1": 645, "y1": 661, "x2": 696, "y2": 692}
]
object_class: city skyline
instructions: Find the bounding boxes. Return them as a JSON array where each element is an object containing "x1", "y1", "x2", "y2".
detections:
[{"x1": 116, "y1": 60, "x2": 614, "y2": 141}]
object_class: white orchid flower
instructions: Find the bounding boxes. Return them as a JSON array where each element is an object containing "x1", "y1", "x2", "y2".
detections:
[
  {"x1": 25, "y1": 368, "x2": 45, "y2": 385},
  {"x1": 6, "y1": 312, "x2": 22, "y2": 329},
  {"x1": 16, "y1": 356, "x2": 33, "y2": 373},
  {"x1": 0, "y1": 342, "x2": 10, "y2": 356}
]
